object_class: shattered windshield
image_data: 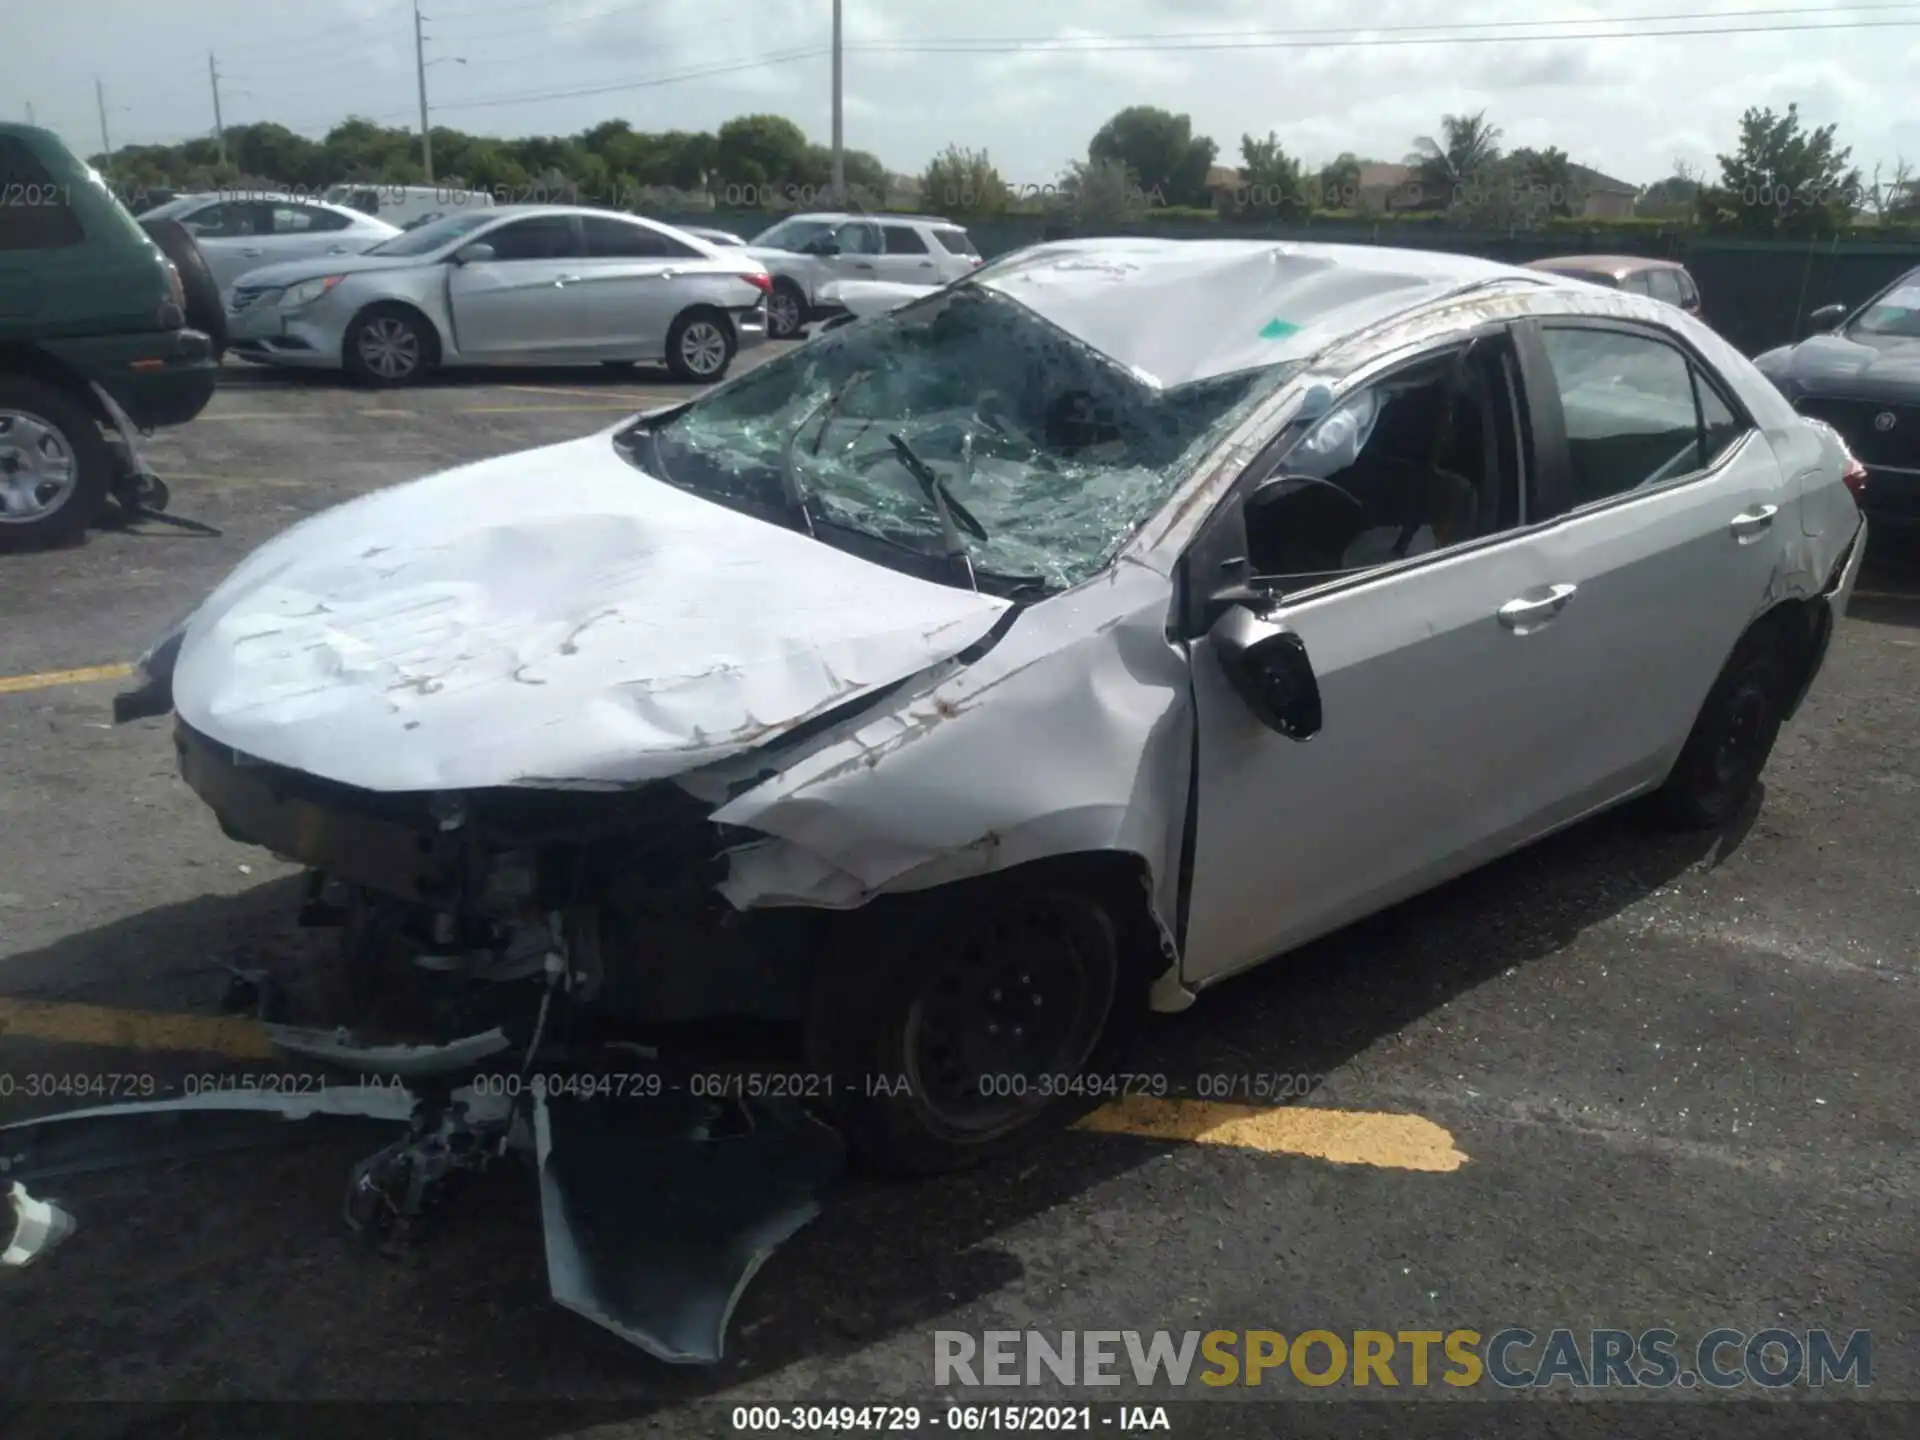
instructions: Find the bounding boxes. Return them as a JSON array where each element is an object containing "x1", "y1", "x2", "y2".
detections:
[{"x1": 638, "y1": 284, "x2": 1291, "y2": 592}]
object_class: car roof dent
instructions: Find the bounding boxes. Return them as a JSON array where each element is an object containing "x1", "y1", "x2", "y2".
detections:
[{"x1": 972, "y1": 239, "x2": 1535, "y2": 390}]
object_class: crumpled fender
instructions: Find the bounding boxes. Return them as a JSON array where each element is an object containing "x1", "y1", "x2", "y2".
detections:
[{"x1": 697, "y1": 559, "x2": 1193, "y2": 967}]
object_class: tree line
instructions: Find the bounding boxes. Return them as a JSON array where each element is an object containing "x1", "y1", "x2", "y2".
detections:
[{"x1": 98, "y1": 100, "x2": 1919, "y2": 238}]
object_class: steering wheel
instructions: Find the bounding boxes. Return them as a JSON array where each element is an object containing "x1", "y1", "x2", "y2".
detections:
[{"x1": 1259, "y1": 473, "x2": 1364, "y2": 510}]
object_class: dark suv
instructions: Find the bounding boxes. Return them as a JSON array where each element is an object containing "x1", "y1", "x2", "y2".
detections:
[{"x1": 0, "y1": 124, "x2": 218, "y2": 547}]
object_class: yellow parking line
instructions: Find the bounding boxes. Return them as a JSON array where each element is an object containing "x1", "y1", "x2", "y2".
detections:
[
  {"x1": 494, "y1": 384, "x2": 660, "y2": 401},
  {"x1": 0, "y1": 663, "x2": 134, "y2": 696},
  {"x1": 0, "y1": 997, "x2": 278, "y2": 1060},
  {"x1": 1078, "y1": 1095, "x2": 1468, "y2": 1172}
]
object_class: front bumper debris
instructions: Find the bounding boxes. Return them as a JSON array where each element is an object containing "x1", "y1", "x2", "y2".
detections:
[{"x1": 0, "y1": 1070, "x2": 844, "y2": 1364}]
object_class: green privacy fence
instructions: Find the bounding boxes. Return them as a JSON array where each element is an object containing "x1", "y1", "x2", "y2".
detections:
[{"x1": 662, "y1": 209, "x2": 1920, "y2": 359}]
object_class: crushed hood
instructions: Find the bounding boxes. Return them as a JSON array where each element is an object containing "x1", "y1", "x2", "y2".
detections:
[
  {"x1": 972, "y1": 238, "x2": 1530, "y2": 389},
  {"x1": 171, "y1": 432, "x2": 1011, "y2": 791}
]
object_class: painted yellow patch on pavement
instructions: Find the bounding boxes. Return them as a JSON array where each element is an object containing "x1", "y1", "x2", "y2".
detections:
[
  {"x1": 0, "y1": 663, "x2": 134, "y2": 696},
  {"x1": 0, "y1": 998, "x2": 278, "y2": 1060},
  {"x1": 495, "y1": 383, "x2": 661, "y2": 402},
  {"x1": 1078, "y1": 1094, "x2": 1468, "y2": 1172}
]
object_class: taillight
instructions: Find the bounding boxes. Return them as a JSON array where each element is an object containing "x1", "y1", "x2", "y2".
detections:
[
  {"x1": 1841, "y1": 451, "x2": 1868, "y2": 503},
  {"x1": 161, "y1": 259, "x2": 186, "y2": 324},
  {"x1": 742, "y1": 271, "x2": 773, "y2": 295}
]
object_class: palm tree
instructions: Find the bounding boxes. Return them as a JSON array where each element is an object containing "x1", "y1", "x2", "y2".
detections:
[{"x1": 1408, "y1": 111, "x2": 1504, "y2": 206}]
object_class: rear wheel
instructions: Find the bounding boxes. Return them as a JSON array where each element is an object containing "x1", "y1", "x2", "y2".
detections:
[
  {"x1": 0, "y1": 378, "x2": 112, "y2": 551},
  {"x1": 665, "y1": 309, "x2": 735, "y2": 383},
  {"x1": 1650, "y1": 629, "x2": 1794, "y2": 829},
  {"x1": 767, "y1": 279, "x2": 807, "y2": 340},
  {"x1": 343, "y1": 305, "x2": 437, "y2": 387},
  {"x1": 803, "y1": 882, "x2": 1122, "y2": 1175}
]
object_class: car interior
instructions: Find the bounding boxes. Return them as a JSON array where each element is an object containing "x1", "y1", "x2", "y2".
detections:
[{"x1": 1243, "y1": 339, "x2": 1523, "y2": 591}]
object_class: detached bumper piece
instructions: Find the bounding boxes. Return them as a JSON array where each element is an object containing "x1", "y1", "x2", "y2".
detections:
[{"x1": 0, "y1": 1078, "x2": 844, "y2": 1363}]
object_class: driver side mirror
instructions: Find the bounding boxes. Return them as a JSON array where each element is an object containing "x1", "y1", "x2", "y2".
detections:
[
  {"x1": 803, "y1": 236, "x2": 841, "y2": 256},
  {"x1": 1208, "y1": 603, "x2": 1323, "y2": 741},
  {"x1": 1807, "y1": 302, "x2": 1847, "y2": 332},
  {"x1": 452, "y1": 241, "x2": 496, "y2": 265}
]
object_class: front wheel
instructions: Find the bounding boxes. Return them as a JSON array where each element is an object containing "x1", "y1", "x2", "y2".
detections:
[
  {"x1": 803, "y1": 884, "x2": 1121, "y2": 1175},
  {"x1": 1650, "y1": 629, "x2": 1793, "y2": 829},
  {"x1": 0, "y1": 378, "x2": 112, "y2": 551},
  {"x1": 343, "y1": 306, "x2": 436, "y2": 387}
]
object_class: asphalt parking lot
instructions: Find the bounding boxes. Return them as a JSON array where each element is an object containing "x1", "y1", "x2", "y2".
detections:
[{"x1": 1, "y1": 352, "x2": 1916, "y2": 1437}]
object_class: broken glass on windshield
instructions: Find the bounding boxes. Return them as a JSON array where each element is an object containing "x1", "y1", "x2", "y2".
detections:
[{"x1": 638, "y1": 285, "x2": 1292, "y2": 592}]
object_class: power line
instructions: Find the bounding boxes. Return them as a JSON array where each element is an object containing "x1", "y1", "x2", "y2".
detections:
[
  {"x1": 850, "y1": 12, "x2": 1920, "y2": 55},
  {"x1": 858, "y1": 1, "x2": 1920, "y2": 50}
]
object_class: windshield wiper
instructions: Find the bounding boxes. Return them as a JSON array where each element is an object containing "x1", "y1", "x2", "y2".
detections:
[
  {"x1": 780, "y1": 370, "x2": 872, "y2": 536},
  {"x1": 887, "y1": 432, "x2": 989, "y2": 592}
]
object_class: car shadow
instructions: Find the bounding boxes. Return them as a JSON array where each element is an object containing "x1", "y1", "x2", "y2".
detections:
[
  {"x1": 0, "y1": 796, "x2": 1750, "y2": 1420},
  {"x1": 1849, "y1": 527, "x2": 1920, "y2": 628}
]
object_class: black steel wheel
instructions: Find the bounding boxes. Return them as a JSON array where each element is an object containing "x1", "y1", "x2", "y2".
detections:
[
  {"x1": 1651, "y1": 629, "x2": 1793, "y2": 829},
  {"x1": 805, "y1": 883, "x2": 1121, "y2": 1175}
]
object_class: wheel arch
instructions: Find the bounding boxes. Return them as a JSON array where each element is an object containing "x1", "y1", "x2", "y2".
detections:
[{"x1": 0, "y1": 345, "x2": 114, "y2": 428}]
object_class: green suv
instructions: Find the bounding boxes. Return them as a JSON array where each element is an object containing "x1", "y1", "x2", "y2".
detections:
[{"x1": 0, "y1": 124, "x2": 218, "y2": 548}]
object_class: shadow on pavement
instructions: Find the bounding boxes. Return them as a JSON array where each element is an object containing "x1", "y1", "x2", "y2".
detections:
[{"x1": 0, "y1": 798, "x2": 1747, "y2": 1416}]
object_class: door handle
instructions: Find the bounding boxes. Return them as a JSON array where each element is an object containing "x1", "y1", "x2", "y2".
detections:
[
  {"x1": 241, "y1": 247, "x2": 263, "y2": 257},
  {"x1": 326, "y1": 245, "x2": 348, "y2": 254},
  {"x1": 1729, "y1": 504, "x2": 1778, "y2": 542},
  {"x1": 1497, "y1": 583, "x2": 1577, "y2": 633},
  {"x1": 853, "y1": 261, "x2": 875, "y2": 271},
  {"x1": 554, "y1": 274, "x2": 580, "y2": 286},
  {"x1": 917, "y1": 260, "x2": 934, "y2": 268},
  {"x1": 660, "y1": 269, "x2": 677, "y2": 280}
]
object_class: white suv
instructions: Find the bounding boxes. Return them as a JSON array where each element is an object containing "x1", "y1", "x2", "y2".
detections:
[{"x1": 744, "y1": 213, "x2": 980, "y2": 338}]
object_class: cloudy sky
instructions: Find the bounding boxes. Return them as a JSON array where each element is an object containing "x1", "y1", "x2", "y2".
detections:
[{"x1": 9, "y1": 0, "x2": 1919, "y2": 194}]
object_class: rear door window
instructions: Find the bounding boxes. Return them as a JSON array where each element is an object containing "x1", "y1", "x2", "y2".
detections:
[
  {"x1": 882, "y1": 225, "x2": 929, "y2": 254},
  {"x1": 1646, "y1": 268, "x2": 1683, "y2": 305},
  {"x1": 581, "y1": 215, "x2": 700, "y2": 259},
  {"x1": 932, "y1": 226, "x2": 979, "y2": 257},
  {"x1": 0, "y1": 138, "x2": 83, "y2": 249},
  {"x1": 1537, "y1": 326, "x2": 1751, "y2": 507}
]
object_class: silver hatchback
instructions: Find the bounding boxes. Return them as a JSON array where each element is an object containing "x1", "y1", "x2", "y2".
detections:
[{"x1": 225, "y1": 205, "x2": 771, "y2": 384}]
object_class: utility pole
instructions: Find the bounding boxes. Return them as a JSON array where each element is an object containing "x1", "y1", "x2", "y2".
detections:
[
  {"x1": 413, "y1": 0, "x2": 434, "y2": 183},
  {"x1": 95, "y1": 79, "x2": 112, "y2": 164},
  {"x1": 830, "y1": 0, "x2": 844, "y2": 205},
  {"x1": 209, "y1": 53, "x2": 227, "y2": 166}
]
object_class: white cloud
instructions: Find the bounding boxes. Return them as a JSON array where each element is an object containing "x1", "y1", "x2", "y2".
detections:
[{"x1": 6, "y1": 0, "x2": 1912, "y2": 187}]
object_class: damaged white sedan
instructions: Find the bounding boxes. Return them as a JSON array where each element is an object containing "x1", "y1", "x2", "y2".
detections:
[{"x1": 117, "y1": 237, "x2": 1867, "y2": 1175}]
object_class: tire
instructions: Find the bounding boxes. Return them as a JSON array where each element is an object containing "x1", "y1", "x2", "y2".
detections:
[
  {"x1": 342, "y1": 304, "x2": 437, "y2": 387},
  {"x1": 803, "y1": 882, "x2": 1122, "y2": 1176},
  {"x1": 0, "y1": 377, "x2": 113, "y2": 551},
  {"x1": 139, "y1": 217, "x2": 228, "y2": 359},
  {"x1": 766, "y1": 279, "x2": 807, "y2": 340},
  {"x1": 1650, "y1": 628, "x2": 1794, "y2": 830},
  {"x1": 665, "y1": 308, "x2": 735, "y2": 383}
]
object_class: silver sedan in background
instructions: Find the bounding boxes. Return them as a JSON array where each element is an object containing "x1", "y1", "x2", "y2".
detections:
[
  {"x1": 138, "y1": 193, "x2": 402, "y2": 292},
  {"x1": 224, "y1": 206, "x2": 772, "y2": 385}
]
